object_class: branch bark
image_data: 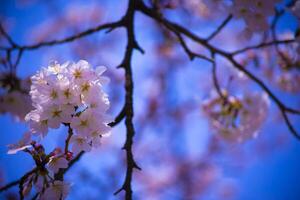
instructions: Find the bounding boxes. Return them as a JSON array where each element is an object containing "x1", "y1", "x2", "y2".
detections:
[{"x1": 114, "y1": 1, "x2": 141, "y2": 199}]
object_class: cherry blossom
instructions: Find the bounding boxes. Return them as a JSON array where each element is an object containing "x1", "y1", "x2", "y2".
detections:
[
  {"x1": 0, "y1": 74, "x2": 32, "y2": 121},
  {"x1": 291, "y1": 1, "x2": 300, "y2": 20},
  {"x1": 25, "y1": 108, "x2": 49, "y2": 137},
  {"x1": 69, "y1": 135, "x2": 92, "y2": 154},
  {"x1": 202, "y1": 91, "x2": 270, "y2": 142},
  {"x1": 25, "y1": 60, "x2": 111, "y2": 147},
  {"x1": 0, "y1": 91, "x2": 32, "y2": 120},
  {"x1": 40, "y1": 181, "x2": 71, "y2": 200},
  {"x1": 230, "y1": 0, "x2": 281, "y2": 35},
  {"x1": 6, "y1": 60, "x2": 111, "y2": 199},
  {"x1": 7, "y1": 132, "x2": 32, "y2": 154},
  {"x1": 48, "y1": 155, "x2": 69, "y2": 174}
]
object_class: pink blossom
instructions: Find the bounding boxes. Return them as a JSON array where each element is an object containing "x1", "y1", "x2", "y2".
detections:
[
  {"x1": 69, "y1": 135, "x2": 91, "y2": 154},
  {"x1": 40, "y1": 181, "x2": 70, "y2": 200},
  {"x1": 48, "y1": 156, "x2": 69, "y2": 174},
  {"x1": 7, "y1": 132, "x2": 32, "y2": 154}
]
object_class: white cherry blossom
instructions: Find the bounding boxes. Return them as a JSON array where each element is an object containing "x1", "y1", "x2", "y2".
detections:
[
  {"x1": 7, "y1": 132, "x2": 32, "y2": 154},
  {"x1": 69, "y1": 135, "x2": 92, "y2": 154},
  {"x1": 40, "y1": 181, "x2": 70, "y2": 200},
  {"x1": 48, "y1": 156, "x2": 69, "y2": 174},
  {"x1": 202, "y1": 91, "x2": 270, "y2": 142},
  {"x1": 25, "y1": 60, "x2": 111, "y2": 149}
]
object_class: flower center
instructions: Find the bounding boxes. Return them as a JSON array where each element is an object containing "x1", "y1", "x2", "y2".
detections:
[
  {"x1": 79, "y1": 119, "x2": 88, "y2": 127},
  {"x1": 50, "y1": 90, "x2": 58, "y2": 99},
  {"x1": 63, "y1": 89, "x2": 71, "y2": 99},
  {"x1": 81, "y1": 83, "x2": 90, "y2": 92},
  {"x1": 52, "y1": 110, "x2": 62, "y2": 118},
  {"x1": 73, "y1": 70, "x2": 82, "y2": 79}
]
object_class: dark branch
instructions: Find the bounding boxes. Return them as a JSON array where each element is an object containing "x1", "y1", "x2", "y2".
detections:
[
  {"x1": 19, "y1": 168, "x2": 38, "y2": 200},
  {"x1": 108, "y1": 105, "x2": 126, "y2": 127},
  {"x1": 137, "y1": 0, "x2": 300, "y2": 139},
  {"x1": 281, "y1": 109, "x2": 300, "y2": 139},
  {"x1": 0, "y1": 151, "x2": 83, "y2": 194},
  {"x1": 231, "y1": 39, "x2": 295, "y2": 55},
  {"x1": 64, "y1": 125, "x2": 73, "y2": 154},
  {"x1": 206, "y1": 15, "x2": 232, "y2": 41},
  {"x1": 114, "y1": 1, "x2": 141, "y2": 199},
  {"x1": 0, "y1": 180, "x2": 19, "y2": 192},
  {"x1": 211, "y1": 53, "x2": 226, "y2": 101},
  {"x1": 175, "y1": 32, "x2": 213, "y2": 63},
  {"x1": 0, "y1": 21, "x2": 123, "y2": 51},
  {"x1": 0, "y1": 23, "x2": 18, "y2": 48}
]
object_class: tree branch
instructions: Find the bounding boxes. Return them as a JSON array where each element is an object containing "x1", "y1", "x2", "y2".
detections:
[
  {"x1": 137, "y1": 0, "x2": 300, "y2": 139},
  {"x1": 0, "y1": 23, "x2": 18, "y2": 48},
  {"x1": 114, "y1": 1, "x2": 141, "y2": 199},
  {"x1": 211, "y1": 53, "x2": 226, "y2": 101},
  {"x1": 175, "y1": 32, "x2": 213, "y2": 63},
  {"x1": 206, "y1": 14, "x2": 232, "y2": 41},
  {"x1": 0, "y1": 21, "x2": 123, "y2": 51},
  {"x1": 108, "y1": 105, "x2": 126, "y2": 127},
  {"x1": 231, "y1": 39, "x2": 295, "y2": 55}
]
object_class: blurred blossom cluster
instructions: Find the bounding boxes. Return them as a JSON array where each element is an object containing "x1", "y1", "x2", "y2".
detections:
[
  {"x1": 0, "y1": 73, "x2": 32, "y2": 121},
  {"x1": 230, "y1": 0, "x2": 282, "y2": 35},
  {"x1": 202, "y1": 91, "x2": 270, "y2": 142}
]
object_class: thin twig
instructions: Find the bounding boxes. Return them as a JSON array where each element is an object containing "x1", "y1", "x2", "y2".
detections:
[
  {"x1": 19, "y1": 168, "x2": 38, "y2": 200},
  {"x1": 0, "y1": 180, "x2": 19, "y2": 192},
  {"x1": 231, "y1": 39, "x2": 295, "y2": 55},
  {"x1": 176, "y1": 32, "x2": 213, "y2": 63},
  {"x1": 211, "y1": 53, "x2": 226, "y2": 101},
  {"x1": 0, "y1": 21, "x2": 124, "y2": 51},
  {"x1": 0, "y1": 23, "x2": 18, "y2": 48},
  {"x1": 207, "y1": 15, "x2": 232, "y2": 41},
  {"x1": 64, "y1": 125, "x2": 73, "y2": 154},
  {"x1": 108, "y1": 105, "x2": 126, "y2": 127},
  {"x1": 13, "y1": 49, "x2": 23, "y2": 71}
]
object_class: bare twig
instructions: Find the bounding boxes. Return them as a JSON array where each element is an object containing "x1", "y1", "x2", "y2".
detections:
[
  {"x1": 19, "y1": 168, "x2": 38, "y2": 200},
  {"x1": 0, "y1": 151, "x2": 83, "y2": 194},
  {"x1": 175, "y1": 32, "x2": 213, "y2": 63},
  {"x1": 64, "y1": 125, "x2": 73, "y2": 154},
  {"x1": 211, "y1": 53, "x2": 226, "y2": 101},
  {"x1": 0, "y1": 21, "x2": 123, "y2": 51},
  {"x1": 0, "y1": 180, "x2": 19, "y2": 192},
  {"x1": 231, "y1": 39, "x2": 295, "y2": 55},
  {"x1": 0, "y1": 23, "x2": 18, "y2": 48},
  {"x1": 108, "y1": 105, "x2": 126, "y2": 127},
  {"x1": 281, "y1": 109, "x2": 300, "y2": 139},
  {"x1": 206, "y1": 15, "x2": 232, "y2": 41}
]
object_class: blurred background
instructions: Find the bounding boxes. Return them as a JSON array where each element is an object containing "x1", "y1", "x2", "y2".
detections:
[{"x1": 1, "y1": 0, "x2": 300, "y2": 199}]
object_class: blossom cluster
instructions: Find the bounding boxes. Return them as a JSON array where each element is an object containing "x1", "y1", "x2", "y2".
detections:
[
  {"x1": 258, "y1": 42, "x2": 300, "y2": 93},
  {"x1": 10, "y1": 140, "x2": 71, "y2": 199},
  {"x1": 202, "y1": 91, "x2": 270, "y2": 142},
  {"x1": 231, "y1": 0, "x2": 281, "y2": 35},
  {"x1": 184, "y1": 0, "x2": 228, "y2": 18},
  {"x1": 0, "y1": 74, "x2": 32, "y2": 121},
  {"x1": 291, "y1": 1, "x2": 300, "y2": 22},
  {"x1": 7, "y1": 60, "x2": 111, "y2": 199},
  {"x1": 25, "y1": 60, "x2": 111, "y2": 152},
  {"x1": 275, "y1": 51, "x2": 300, "y2": 93}
]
